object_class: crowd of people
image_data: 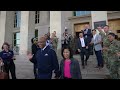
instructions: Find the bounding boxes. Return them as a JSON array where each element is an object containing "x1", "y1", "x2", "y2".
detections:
[
  {"x1": 27, "y1": 31, "x2": 82, "y2": 79},
  {"x1": 0, "y1": 24, "x2": 120, "y2": 79},
  {"x1": 76, "y1": 24, "x2": 120, "y2": 79}
]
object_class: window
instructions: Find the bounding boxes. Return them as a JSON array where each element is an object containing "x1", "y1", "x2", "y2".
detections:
[
  {"x1": 35, "y1": 29, "x2": 38, "y2": 38},
  {"x1": 14, "y1": 32, "x2": 20, "y2": 47},
  {"x1": 94, "y1": 21, "x2": 106, "y2": 29},
  {"x1": 13, "y1": 32, "x2": 20, "y2": 54},
  {"x1": 48, "y1": 11, "x2": 50, "y2": 22},
  {"x1": 117, "y1": 30, "x2": 120, "y2": 33},
  {"x1": 73, "y1": 11, "x2": 76, "y2": 16},
  {"x1": 35, "y1": 11, "x2": 40, "y2": 24},
  {"x1": 14, "y1": 11, "x2": 21, "y2": 28},
  {"x1": 74, "y1": 11, "x2": 91, "y2": 16}
]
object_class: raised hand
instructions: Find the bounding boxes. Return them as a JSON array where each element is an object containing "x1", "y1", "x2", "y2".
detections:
[{"x1": 27, "y1": 52, "x2": 33, "y2": 60}]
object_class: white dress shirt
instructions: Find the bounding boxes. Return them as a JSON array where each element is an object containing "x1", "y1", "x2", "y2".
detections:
[
  {"x1": 84, "y1": 29, "x2": 88, "y2": 34},
  {"x1": 46, "y1": 40, "x2": 50, "y2": 46},
  {"x1": 93, "y1": 34, "x2": 97, "y2": 40},
  {"x1": 42, "y1": 45, "x2": 47, "y2": 51},
  {"x1": 80, "y1": 37, "x2": 85, "y2": 47}
]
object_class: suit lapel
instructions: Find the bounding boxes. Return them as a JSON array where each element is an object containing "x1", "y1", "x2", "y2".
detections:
[
  {"x1": 78, "y1": 38, "x2": 81, "y2": 47},
  {"x1": 84, "y1": 38, "x2": 87, "y2": 46}
]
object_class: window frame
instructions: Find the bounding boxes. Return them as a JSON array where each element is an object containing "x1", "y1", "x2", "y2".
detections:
[
  {"x1": 74, "y1": 11, "x2": 91, "y2": 16},
  {"x1": 14, "y1": 11, "x2": 21, "y2": 28},
  {"x1": 35, "y1": 11, "x2": 40, "y2": 24}
]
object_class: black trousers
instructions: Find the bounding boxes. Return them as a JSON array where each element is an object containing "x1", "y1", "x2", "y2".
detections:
[
  {"x1": 80, "y1": 48, "x2": 90, "y2": 66},
  {"x1": 4, "y1": 61, "x2": 16, "y2": 79},
  {"x1": 89, "y1": 45, "x2": 94, "y2": 55},
  {"x1": 33, "y1": 64, "x2": 38, "y2": 79}
]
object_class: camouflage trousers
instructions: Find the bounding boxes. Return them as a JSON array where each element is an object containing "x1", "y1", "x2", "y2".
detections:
[
  {"x1": 102, "y1": 52, "x2": 110, "y2": 69},
  {"x1": 117, "y1": 57, "x2": 120, "y2": 79},
  {"x1": 109, "y1": 60, "x2": 120, "y2": 79}
]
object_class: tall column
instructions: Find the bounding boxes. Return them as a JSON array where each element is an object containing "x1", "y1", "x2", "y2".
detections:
[
  {"x1": 5, "y1": 11, "x2": 14, "y2": 48},
  {"x1": 38, "y1": 11, "x2": 50, "y2": 39},
  {"x1": 0, "y1": 11, "x2": 6, "y2": 50},
  {"x1": 50, "y1": 11, "x2": 73, "y2": 57},
  {"x1": 91, "y1": 11, "x2": 108, "y2": 29},
  {"x1": 19, "y1": 11, "x2": 35, "y2": 55},
  {"x1": 50, "y1": 11, "x2": 62, "y2": 56}
]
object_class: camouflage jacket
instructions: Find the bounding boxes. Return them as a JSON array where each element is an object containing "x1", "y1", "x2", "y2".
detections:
[
  {"x1": 117, "y1": 41, "x2": 120, "y2": 61},
  {"x1": 103, "y1": 32, "x2": 110, "y2": 47},
  {"x1": 51, "y1": 37, "x2": 58, "y2": 48},
  {"x1": 102, "y1": 32, "x2": 110, "y2": 62},
  {"x1": 107, "y1": 40, "x2": 120, "y2": 62},
  {"x1": 99, "y1": 31, "x2": 105, "y2": 41}
]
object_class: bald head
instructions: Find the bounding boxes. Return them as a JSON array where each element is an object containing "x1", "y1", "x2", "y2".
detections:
[
  {"x1": 38, "y1": 36, "x2": 46, "y2": 48},
  {"x1": 39, "y1": 36, "x2": 46, "y2": 41}
]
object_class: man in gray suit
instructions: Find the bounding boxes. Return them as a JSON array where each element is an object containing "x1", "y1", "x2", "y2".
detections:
[{"x1": 90, "y1": 29, "x2": 104, "y2": 69}]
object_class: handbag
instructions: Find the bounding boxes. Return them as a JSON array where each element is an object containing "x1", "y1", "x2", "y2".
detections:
[{"x1": 0, "y1": 62, "x2": 8, "y2": 79}]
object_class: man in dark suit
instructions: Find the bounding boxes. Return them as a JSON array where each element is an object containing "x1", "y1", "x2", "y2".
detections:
[
  {"x1": 28, "y1": 36, "x2": 59, "y2": 79},
  {"x1": 77, "y1": 32, "x2": 90, "y2": 69},
  {"x1": 83, "y1": 24, "x2": 93, "y2": 55}
]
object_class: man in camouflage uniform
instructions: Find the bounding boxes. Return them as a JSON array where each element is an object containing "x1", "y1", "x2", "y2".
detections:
[
  {"x1": 103, "y1": 33, "x2": 120, "y2": 79},
  {"x1": 102, "y1": 25, "x2": 111, "y2": 69},
  {"x1": 97, "y1": 26, "x2": 105, "y2": 42},
  {"x1": 117, "y1": 41, "x2": 120, "y2": 78}
]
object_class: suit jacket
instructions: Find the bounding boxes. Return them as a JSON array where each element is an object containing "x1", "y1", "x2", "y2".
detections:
[
  {"x1": 77, "y1": 37, "x2": 89, "y2": 51},
  {"x1": 35, "y1": 45, "x2": 59, "y2": 79},
  {"x1": 91, "y1": 34, "x2": 102, "y2": 51},
  {"x1": 60, "y1": 58, "x2": 82, "y2": 79},
  {"x1": 83, "y1": 29, "x2": 92, "y2": 43},
  {"x1": 32, "y1": 44, "x2": 38, "y2": 55}
]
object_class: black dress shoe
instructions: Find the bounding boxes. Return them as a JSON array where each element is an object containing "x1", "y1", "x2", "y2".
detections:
[
  {"x1": 100, "y1": 64, "x2": 104, "y2": 68},
  {"x1": 82, "y1": 66, "x2": 85, "y2": 69}
]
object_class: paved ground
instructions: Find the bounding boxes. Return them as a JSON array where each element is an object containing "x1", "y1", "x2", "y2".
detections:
[
  {"x1": 12, "y1": 54, "x2": 110, "y2": 79},
  {"x1": 74, "y1": 55, "x2": 109, "y2": 79}
]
